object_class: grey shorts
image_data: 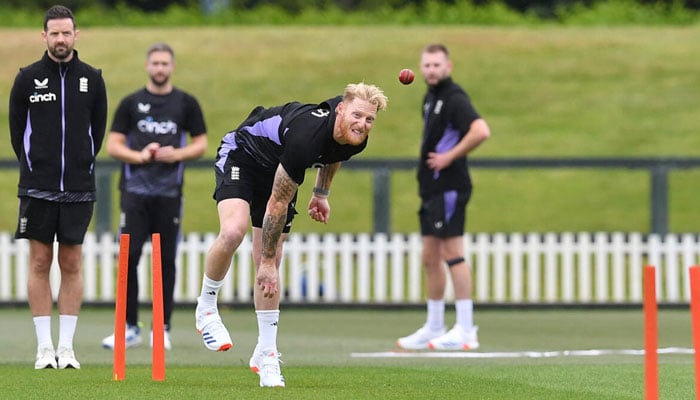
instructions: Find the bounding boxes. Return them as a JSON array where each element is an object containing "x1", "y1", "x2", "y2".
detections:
[{"x1": 16, "y1": 196, "x2": 94, "y2": 244}]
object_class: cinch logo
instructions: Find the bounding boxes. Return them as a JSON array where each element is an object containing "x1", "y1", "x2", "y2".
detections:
[
  {"x1": 137, "y1": 117, "x2": 178, "y2": 135},
  {"x1": 29, "y1": 92, "x2": 56, "y2": 103}
]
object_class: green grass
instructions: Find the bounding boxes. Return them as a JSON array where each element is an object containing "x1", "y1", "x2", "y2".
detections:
[
  {"x1": 0, "y1": 307, "x2": 697, "y2": 398},
  {"x1": 2, "y1": 26, "x2": 700, "y2": 234}
]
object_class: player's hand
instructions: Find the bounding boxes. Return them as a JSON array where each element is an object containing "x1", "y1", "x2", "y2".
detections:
[
  {"x1": 153, "y1": 145, "x2": 178, "y2": 163},
  {"x1": 256, "y1": 264, "x2": 278, "y2": 298},
  {"x1": 308, "y1": 195, "x2": 330, "y2": 224},
  {"x1": 141, "y1": 143, "x2": 160, "y2": 163},
  {"x1": 426, "y1": 151, "x2": 452, "y2": 172}
]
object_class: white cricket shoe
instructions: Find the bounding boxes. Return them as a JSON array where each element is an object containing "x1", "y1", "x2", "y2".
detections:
[
  {"x1": 255, "y1": 350, "x2": 285, "y2": 388},
  {"x1": 56, "y1": 347, "x2": 81, "y2": 369},
  {"x1": 34, "y1": 346, "x2": 57, "y2": 369},
  {"x1": 102, "y1": 325, "x2": 142, "y2": 350},
  {"x1": 249, "y1": 344, "x2": 262, "y2": 374},
  {"x1": 149, "y1": 330, "x2": 172, "y2": 351},
  {"x1": 396, "y1": 325, "x2": 446, "y2": 350},
  {"x1": 428, "y1": 324, "x2": 480, "y2": 350},
  {"x1": 195, "y1": 297, "x2": 232, "y2": 352}
]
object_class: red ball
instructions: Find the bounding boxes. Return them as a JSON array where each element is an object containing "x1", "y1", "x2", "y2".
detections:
[{"x1": 398, "y1": 68, "x2": 415, "y2": 85}]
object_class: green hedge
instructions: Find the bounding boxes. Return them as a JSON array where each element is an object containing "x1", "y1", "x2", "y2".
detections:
[{"x1": 1, "y1": 0, "x2": 699, "y2": 27}]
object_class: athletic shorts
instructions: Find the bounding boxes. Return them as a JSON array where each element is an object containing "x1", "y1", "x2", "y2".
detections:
[
  {"x1": 419, "y1": 190, "x2": 470, "y2": 238},
  {"x1": 15, "y1": 196, "x2": 94, "y2": 244},
  {"x1": 214, "y1": 148, "x2": 297, "y2": 233}
]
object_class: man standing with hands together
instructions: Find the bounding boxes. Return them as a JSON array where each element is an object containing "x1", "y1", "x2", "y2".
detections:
[{"x1": 101, "y1": 43, "x2": 207, "y2": 351}]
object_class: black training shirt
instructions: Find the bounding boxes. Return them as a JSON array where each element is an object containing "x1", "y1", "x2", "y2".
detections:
[
  {"x1": 417, "y1": 77, "x2": 480, "y2": 198},
  {"x1": 110, "y1": 87, "x2": 206, "y2": 197},
  {"x1": 216, "y1": 96, "x2": 367, "y2": 184}
]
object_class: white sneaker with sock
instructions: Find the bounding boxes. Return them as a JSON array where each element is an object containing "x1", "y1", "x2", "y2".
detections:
[
  {"x1": 396, "y1": 325, "x2": 446, "y2": 350},
  {"x1": 56, "y1": 347, "x2": 81, "y2": 369},
  {"x1": 195, "y1": 297, "x2": 232, "y2": 352},
  {"x1": 428, "y1": 324, "x2": 479, "y2": 350},
  {"x1": 34, "y1": 346, "x2": 57, "y2": 369},
  {"x1": 255, "y1": 350, "x2": 285, "y2": 387}
]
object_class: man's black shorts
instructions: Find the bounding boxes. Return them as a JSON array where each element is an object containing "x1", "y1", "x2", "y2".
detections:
[
  {"x1": 419, "y1": 190, "x2": 470, "y2": 238},
  {"x1": 15, "y1": 196, "x2": 94, "y2": 244},
  {"x1": 214, "y1": 148, "x2": 297, "y2": 233}
]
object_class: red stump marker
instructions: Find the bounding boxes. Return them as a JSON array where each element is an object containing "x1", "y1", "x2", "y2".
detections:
[
  {"x1": 113, "y1": 234, "x2": 130, "y2": 381},
  {"x1": 151, "y1": 233, "x2": 165, "y2": 381}
]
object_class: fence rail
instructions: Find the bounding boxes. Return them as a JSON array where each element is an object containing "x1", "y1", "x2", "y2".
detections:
[
  {"x1": 0, "y1": 157, "x2": 697, "y2": 235},
  {"x1": 0, "y1": 231, "x2": 697, "y2": 306},
  {"x1": 90, "y1": 156, "x2": 700, "y2": 235}
]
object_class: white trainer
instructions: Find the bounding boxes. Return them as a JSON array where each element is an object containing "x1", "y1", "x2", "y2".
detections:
[
  {"x1": 34, "y1": 347, "x2": 57, "y2": 369},
  {"x1": 56, "y1": 347, "x2": 81, "y2": 369},
  {"x1": 249, "y1": 344, "x2": 262, "y2": 374},
  {"x1": 149, "y1": 330, "x2": 172, "y2": 351},
  {"x1": 195, "y1": 297, "x2": 232, "y2": 352},
  {"x1": 102, "y1": 325, "x2": 142, "y2": 350},
  {"x1": 257, "y1": 350, "x2": 285, "y2": 388},
  {"x1": 396, "y1": 325, "x2": 446, "y2": 350},
  {"x1": 428, "y1": 324, "x2": 480, "y2": 350}
]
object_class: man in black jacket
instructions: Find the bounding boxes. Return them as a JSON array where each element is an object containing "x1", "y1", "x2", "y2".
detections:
[{"x1": 8, "y1": 5, "x2": 108, "y2": 370}]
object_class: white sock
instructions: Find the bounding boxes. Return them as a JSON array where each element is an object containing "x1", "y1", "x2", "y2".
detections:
[
  {"x1": 33, "y1": 316, "x2": 53, "y2": 350},
  {"x1": 426, "y1": 299, "x2": 445, "y2": 331},
  {"x1": 455, "y1": 299, "x2": 474, "y2": 330},
  {"x1": 198, "y1": 275, "x2": 225, "y2": 309},
  {"x1": 58, "y1": 314, "x2": 78, "y2": 350},
  {"x1": 256, "y1": 310, "x2": 280, "y2": 353}
]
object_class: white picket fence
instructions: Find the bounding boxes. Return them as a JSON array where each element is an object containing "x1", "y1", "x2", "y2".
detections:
[{"x1": 0, "y1": 231, "x2": 697, "y2": 305}]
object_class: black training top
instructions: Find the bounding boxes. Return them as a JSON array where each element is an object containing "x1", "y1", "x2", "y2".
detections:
[
  {"x1": 110, "y1": 87, "x2": 207, "y2": 197},
  {"x1": 417, "y1": 77, "x2": 481, "y2": 198},
  {"x1": 9, "y1": 51, "x2": 108, "y2": 202},
  {"x1": 216, "y1": 96, "x2": 367, "y2": 184}
]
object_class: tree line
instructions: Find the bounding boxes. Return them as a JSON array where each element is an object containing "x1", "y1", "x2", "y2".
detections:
[{"x1": 8, "y1": 0, "x2": 700, "y2": 16}]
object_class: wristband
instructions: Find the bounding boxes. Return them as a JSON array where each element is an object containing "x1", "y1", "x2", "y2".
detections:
[{"x1": 313, "y1": 187, "x2": 330, "y2": 197}]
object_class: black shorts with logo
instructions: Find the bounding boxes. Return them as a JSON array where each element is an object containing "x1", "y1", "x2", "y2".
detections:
[
  {"x1": 419, "y1": 190, "x2": 471, "y2": 238},
  {"x1": 214, "y1": 148, "x2": 297, "y2": 233},
  {"x1": 16, "y1": 196, "x2": 94, "y2": 244}
]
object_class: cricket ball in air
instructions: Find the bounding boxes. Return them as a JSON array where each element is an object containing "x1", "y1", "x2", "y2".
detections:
[{"x1": 398, "y1": 68, "x2": 415, "y2": 85}]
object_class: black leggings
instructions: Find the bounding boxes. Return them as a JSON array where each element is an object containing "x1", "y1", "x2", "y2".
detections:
[{"x1": 121, "y1": 192, "x2": 181, "y2": 329}]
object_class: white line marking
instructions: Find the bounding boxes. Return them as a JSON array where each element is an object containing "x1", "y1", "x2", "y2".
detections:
[{"x1": 351, "y1": 347, "x2": 694, "y2": 359}]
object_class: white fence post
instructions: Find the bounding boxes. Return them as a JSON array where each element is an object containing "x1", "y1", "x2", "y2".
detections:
[
  {"x1": 526, "y1": 233, "x2": 541, "y2": 303},
  {"x1": 509, "y1": 233, "x2": 524, "y2": 303},
  {"x1": 560, "y1": 232, "x2": 575, "y2": 303},
  {"x1": 0, "y1": 233, "x2": 12, "y2": 301}
]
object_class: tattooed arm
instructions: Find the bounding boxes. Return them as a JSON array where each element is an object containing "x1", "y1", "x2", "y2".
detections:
[
  {"x1": 257, "y1": 164, "x2": 299, "y2": 297},
  {"x1": 308, "y1": 162, "x2": 340, "y2": 224}
]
